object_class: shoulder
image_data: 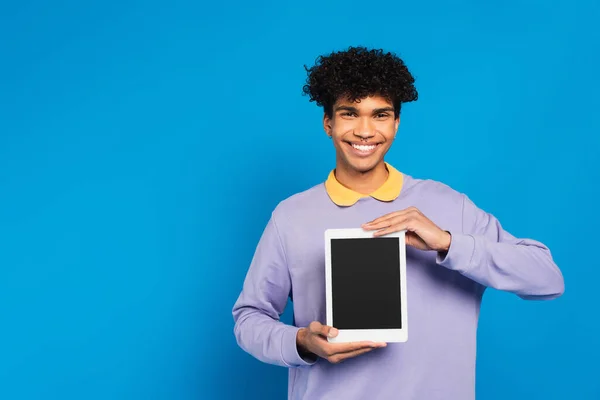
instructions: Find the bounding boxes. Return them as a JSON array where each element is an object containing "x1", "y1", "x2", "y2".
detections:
[
  {"x1": 401, "y1": 173, "x2": 465, "y2": 207},
  {"x1": 398, "y1": 173, "x2": 471, "y2": 232},
  {"x1": 270, "y1": 182, "x2": 328, "y2": 221}
]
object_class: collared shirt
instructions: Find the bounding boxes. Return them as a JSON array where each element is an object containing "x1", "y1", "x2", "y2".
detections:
[
  {"x1": 232, "y1": 163, "x2": 564, "y2": 400},
  {"x1": 324, "y1": 162, "x2": 403, "y2": 206}
]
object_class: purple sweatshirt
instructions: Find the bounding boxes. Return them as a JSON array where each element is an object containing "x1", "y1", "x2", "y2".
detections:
[{"x1": 232, "y1": 165, "x2": 564, "y2": 400}]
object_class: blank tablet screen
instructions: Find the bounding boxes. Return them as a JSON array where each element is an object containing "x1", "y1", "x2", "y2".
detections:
[{"x1": 330, "y1": 237, "x2": 402, "y2": 330}]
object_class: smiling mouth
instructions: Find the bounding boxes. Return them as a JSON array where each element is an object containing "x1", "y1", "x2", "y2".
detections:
[{"x1": 345, "y1": 142, "x2": 382, "y2": 156}]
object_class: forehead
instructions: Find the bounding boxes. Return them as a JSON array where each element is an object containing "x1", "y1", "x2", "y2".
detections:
[{"x1": 334, "y1": 95, "x2": 394, "y2": 109}]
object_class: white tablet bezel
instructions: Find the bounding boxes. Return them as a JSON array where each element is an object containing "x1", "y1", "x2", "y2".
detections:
[{"x1": 324, "y1": 228, "x2": 408, "y2": 343}]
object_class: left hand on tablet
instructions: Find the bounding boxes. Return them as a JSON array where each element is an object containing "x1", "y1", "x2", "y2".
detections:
[{"x1": 362, "y1": 206, "x2": 452, "y2": 252}]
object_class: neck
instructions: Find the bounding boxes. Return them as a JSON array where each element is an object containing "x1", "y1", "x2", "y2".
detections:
[{"x1": 334, "y1": 159, "x2": 389, "y2": 195}]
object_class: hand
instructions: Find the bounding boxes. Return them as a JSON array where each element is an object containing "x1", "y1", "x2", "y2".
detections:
[
  {"x1": 362, "y1": 206, "x2": 452, "y2": 252},
  {"x1": 296, "y1": 321, "x2": 387, "y2": 364}
]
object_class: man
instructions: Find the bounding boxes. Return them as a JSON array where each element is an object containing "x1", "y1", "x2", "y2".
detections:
[{"x1": 232, "y1": 46, "x2": 564, "y2": 400}]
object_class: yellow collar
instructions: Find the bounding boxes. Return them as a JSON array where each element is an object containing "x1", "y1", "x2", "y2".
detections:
[{"x1": 324, "y1": 162, "x2": 404, "y2": 206}]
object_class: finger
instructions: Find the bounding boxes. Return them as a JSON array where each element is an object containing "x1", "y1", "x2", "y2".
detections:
[
  {"x1": 362, "y1": 211, "x2": 402, "y2": 227},
  {"x1": 328, "y1": 347, "x2": 375, "y2": 364},
  {"x1": 308, "y1": 321, "x2": 338, "y2": 338},
  {"x1": 364, "y1": 215, "x2": 407, "y2": 230},
  {"x1": 372, "y1": 215, "x2": 413, "y2": 237},
  {"x1": 324, "y1": 340, "x2": 386, "y2": 356},
  {"x1": 363, "y1": 207, "x2": 419, "y2": 230}
]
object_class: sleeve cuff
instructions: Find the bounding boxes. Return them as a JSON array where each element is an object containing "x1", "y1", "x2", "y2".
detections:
[
  {"x1": 436, "y1": 232, "x2": 476, "y2": 274},
  {"x1": 281, "y1": 326, "x2": 317, "y2": 367}
]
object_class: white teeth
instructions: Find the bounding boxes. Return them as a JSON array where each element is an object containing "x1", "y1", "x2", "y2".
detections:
[{"x1": 352, "y1": 144, "x2": 376, "y2": 151}]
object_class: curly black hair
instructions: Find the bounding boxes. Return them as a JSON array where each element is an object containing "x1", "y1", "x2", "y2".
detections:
[{"x1": 302, "y1": 46, "x2": 418, "y2": 118}]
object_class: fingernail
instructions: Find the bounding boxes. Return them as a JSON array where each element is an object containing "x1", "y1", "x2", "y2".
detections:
[{"x1": 328, "y1": 328, "x2": 338, "y2": 337}]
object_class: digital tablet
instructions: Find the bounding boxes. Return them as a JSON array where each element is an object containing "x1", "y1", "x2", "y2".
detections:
[{"x1": 324, "y1": 228, "x2": 408, "y2": 343}]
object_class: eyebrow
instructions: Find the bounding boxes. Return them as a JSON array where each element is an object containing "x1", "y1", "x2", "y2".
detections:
[
  {"x1": 372, "y1": 107, "x2": 395, "y2": 114},
  {"x1": 334, "y1": 105, "x2": 395, "y2": 115},
  {"x1": 334, "y1": 105, "x2": 359, "y2": 112}
]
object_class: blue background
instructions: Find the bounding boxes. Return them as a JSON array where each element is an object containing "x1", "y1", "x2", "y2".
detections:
[{"x1": 1, "y1": 0, "x2": 598, "y2": 399}]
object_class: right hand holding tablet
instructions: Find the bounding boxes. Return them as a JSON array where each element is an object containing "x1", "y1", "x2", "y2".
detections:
[{"x1": 296, "y1": 321, "x2": 387, "y2": 364}]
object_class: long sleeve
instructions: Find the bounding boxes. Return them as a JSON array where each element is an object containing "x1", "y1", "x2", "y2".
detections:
[
  {"x1": 232, "y1": 213, "x2": 314, "y2": 367},
  {"x1": 437, "y1": 194, "x2": 565, "y2": 300}
]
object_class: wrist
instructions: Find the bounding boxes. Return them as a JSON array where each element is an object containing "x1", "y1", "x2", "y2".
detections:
[
  {"x1": 439, "y1": 230, "x2": 452, "y2": 252},
  {"x1": 296, "y1": 328, "x2": 315, "y2": 359},
  {"x1": 296, "y1": 328, "x2": 308, "y2": 352}
]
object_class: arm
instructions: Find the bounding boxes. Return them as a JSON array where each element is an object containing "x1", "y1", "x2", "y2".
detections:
[
  {"x1": 232, "y1": 213, "x2": 314, "y2": 367},
  {"x1": 437, "y1": 194, "x2": 565, "y2": 300}
]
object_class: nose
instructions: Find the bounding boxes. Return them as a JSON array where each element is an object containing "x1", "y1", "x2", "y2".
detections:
[{"x1": 354, "y1": 118, "x2": 375, "y2": 140}]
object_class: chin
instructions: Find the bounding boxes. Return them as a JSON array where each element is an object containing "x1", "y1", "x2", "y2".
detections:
[{"x1": 345, "y1": 157, "x2": 382, "y2": 174}]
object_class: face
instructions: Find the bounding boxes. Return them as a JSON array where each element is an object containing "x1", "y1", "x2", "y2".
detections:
[{"x1": 323, "y1": 95, "x2": 399, "y2": 174}]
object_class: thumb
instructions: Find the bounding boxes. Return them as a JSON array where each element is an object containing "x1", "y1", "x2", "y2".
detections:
[
  {"x1": 405, "y1": 231, "x2": 417, "y2": 246},
  {"x1": 309, "y1": 321, "x2": 338, "y2": 338},
  {"x1": 405, "y1": 231, "x2": 427, "y2": 250}
]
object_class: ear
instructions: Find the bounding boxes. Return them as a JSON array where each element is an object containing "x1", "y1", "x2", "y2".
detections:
[
  {"x1": 394, "y1": 116, "x2": 400, "y2": 136},
  {"x1": 323, "y1": 112, "x2": 333, "y2": 138}
]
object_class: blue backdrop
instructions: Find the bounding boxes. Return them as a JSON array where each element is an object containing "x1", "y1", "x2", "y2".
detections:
[{"x1": 1, "y1": 1, "x2": 598, "y2": 399}]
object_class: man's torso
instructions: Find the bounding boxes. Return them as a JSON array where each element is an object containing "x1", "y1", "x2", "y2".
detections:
[{"x1": 273, "y1": 174, "x2": 484, "y2": 399}]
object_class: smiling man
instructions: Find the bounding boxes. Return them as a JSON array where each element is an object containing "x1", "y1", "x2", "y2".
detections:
[{"x1": 232, "y1": 46, "x2": 565, "y2": 400}]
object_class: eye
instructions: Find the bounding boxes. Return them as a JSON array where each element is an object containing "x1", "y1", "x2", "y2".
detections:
[
  {"x1": 376, "y1": 113, "x2": 390, "y2": 119},
  {"x1": 341, "y1": 111, "x2": 357, "y2": 117}
]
